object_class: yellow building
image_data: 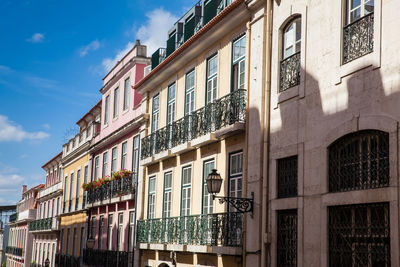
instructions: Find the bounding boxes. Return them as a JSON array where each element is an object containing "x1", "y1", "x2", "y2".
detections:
[
  {"x1": 56, "y1": 102, "x2": 100, "y2": 265},
  {"x1": 134, "y1": 0, "x2": 267, "y2": 266}
]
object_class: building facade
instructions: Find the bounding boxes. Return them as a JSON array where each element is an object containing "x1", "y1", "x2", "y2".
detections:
[
  {"x1": 266, "y1": 0, "x2": 400, "y2": 266},
  {"x1": 0, "y1": 205, "x2": 16, "y2": 266},
  {"x1": 30, "y1": 153, "x2": 63, "y2": 266},
  {"x1": 83, "y1": 40, "x2": 150, "y2": 266},
  {"x1": 56, "y1": 105, "x2": 100, "y2": 266},
  {"x1": 6, "y1": 185, "x2": 44, "y2": 267},
  {"x1": 134, "y1": 0, "x2": 267, "y2": 266}
]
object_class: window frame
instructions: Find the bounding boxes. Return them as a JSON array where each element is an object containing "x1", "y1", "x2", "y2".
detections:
[
  {"x1": 167, "y1": 82, "x2": 176, "y2": 125},
  {"x1": 104, "y1": 95, "x2": 110, "y2": 125},
  {"x1": 184, "y1": 69, "x2": 196, "y2": 115},
  {"x1": 162, "y1": 171, "x2": 173, "y2": 218},
  {"x1": 113, "y1": 87, "x2": 119, "y2": 119},
  {"x1": 102, "y1": 151, "x2": 108, "y2": 177},
  {"x1": 180, "y1": 165, "x2": 192, "y2": 217},
  {"x1": 206, "y1": 53, "x2": 218, "y2": 104},
  {"x1": 151, "y1": 93, "x2": 160, "y2": 133},
  {"x1": 231, "y1": 34, "x2": 246, "y2": 92},
  {"x1": 121, "y1": 141, "x2": 128, "y2": 170},
  {"x1": 202, "y1": 159, "x2": 215, "y2": 215},
  {"x1": 147, "y1": 176, "x2": 156, "y2": 219},
  {"x1": 123, "y1": 77, "x2": 130, "y2": 111},
  {"x1": 111, "y1": 146, "x2": 118, "y2": 173}
]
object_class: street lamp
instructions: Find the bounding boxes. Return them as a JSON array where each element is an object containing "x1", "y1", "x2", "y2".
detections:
[
  {"x1": 206, "y1": 169, "x2": 253, "y2": 214},
  {"x1": 86, "y1": 237, "x2": 95, "y2": 249},
  {"x1": 44, "y1": 258, "x2": 50, "y2": 267}
]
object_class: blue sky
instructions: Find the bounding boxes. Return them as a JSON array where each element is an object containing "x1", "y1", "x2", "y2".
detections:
[{"x1": 0, "y1": 0, "x2": 197, "y2": 205}]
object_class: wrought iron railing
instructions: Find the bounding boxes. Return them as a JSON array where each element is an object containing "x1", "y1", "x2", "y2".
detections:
[
  {"x1": 30, "y1": 263, "x2": 42, "y2": 267},
  {"x1": 55, "y1": 253, "x2": 80, "y2": 267},
  {"x1": 137, "y1": 212, "x2": 243, "y2": 246},
  {"x1": 5, "y1": 246, "x2": 23, "y2": 257},
  {"x1": 87, "y1": 175, "x2": 135, "y2": 204},
  {"x1": 141, "y1": 89, "x2": 246, "y2": 159},
  {"x1": 82, "y1": 249, "x2": 133, "y2": 267},
  {"x1": 277, "y1": 210, "x2": 297, "y2": 267},
  {"x1": 29, "y1": 218, "x2": 52, "y2": 231},
  {"x1": 343, "y1": 13, "x2": 374, "y2": 64},
  {"x1": 277, "y1": 156, "x2": 298, "y2": 198},
  {"x1": 280, "y1": 52, "x2": 300, "y2": 92}
]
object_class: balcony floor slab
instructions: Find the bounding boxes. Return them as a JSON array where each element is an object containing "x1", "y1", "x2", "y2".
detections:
[
  {"x1": 214, "y1": 122, "x2": 245, "y2": 139},
  {"x1": 154, "y1": 149, "x2": 173, "y2": 162},
  {"x1": 171, "y1": 142, "x2": 194, "y2": 155},
  {"x1": 190, "y1": 133, "x2": 217, "y2": 148},
  {"x1": 141, "y1": 156, "x2": 154, "y2": 166}
]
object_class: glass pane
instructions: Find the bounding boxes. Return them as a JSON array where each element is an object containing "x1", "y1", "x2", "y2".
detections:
[
  {"x1": 233, "y1": 36, "x2": 246, "y2": 62},
  {"x1": 365, "y1": 0, "x2": 374, "y2": 14},
  {"x1": 351, "y1": 0, "x2": 361, "y2": 9},
  {"x1": 350, "y1": 8, "x2": 361, "y2": 23},
  {"x1": 295, "y1": 20, "x2": 301, "y2": 42}
]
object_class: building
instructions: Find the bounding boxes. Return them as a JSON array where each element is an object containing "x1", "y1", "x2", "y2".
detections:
[
  {"x1": 0, "y1": 205, "x2": 17, "y2": 266},
  {"x1": 29, "y1": 153, "x2": 63, "y2": 266},
  {"x1": 266, "y1": 0, "x2": 399, "y2": 266},
  {"x1": 134, "y1": 0, "x2": 267, "y2": 266},
  {"x1": 56, "y1": 103, "x2": 100, "y2": 266},
  {"x1": 83, "y1": 40, "x2": 150, "y2": 266},
  {"x1": 6, "y1": 185, "x2": 44, "y2": 267}
]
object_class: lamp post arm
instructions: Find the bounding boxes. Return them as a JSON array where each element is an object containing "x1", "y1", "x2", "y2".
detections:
[{"x1": 213, "y1": 192, "x2": 254, "y2": 215}]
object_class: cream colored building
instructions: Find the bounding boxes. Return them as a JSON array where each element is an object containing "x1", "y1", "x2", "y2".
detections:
[{"x1": 135, "y1": 0, "x2": 268, "y2": 266}]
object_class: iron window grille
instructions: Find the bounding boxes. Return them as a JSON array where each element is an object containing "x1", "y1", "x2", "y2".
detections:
[
  {"x1": 277, "y1": 156, "x2": 298, "y2": 198},
  {"x1": 329, "y1": 130, "x2": 389, "y2": 192},
  {"x1": 329, "y1": 202, "x2": 390, "y2": 267},
  {"x1": 277, "y1": 209, "x2": 297, "y2": 267}
]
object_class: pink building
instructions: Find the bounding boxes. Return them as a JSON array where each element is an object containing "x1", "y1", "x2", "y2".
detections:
[
  {"x1": 83, "y1": 40, "x2": 150, "y2": 266},
  {"x1": 30, "y1": 153, "x2": 63, "y2": 267},
  {"x1": 7, "y1": 184, "x2": 44, "y2": 267}
]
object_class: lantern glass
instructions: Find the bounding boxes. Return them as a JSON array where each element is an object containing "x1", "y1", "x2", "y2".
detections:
[
  {"x1": 86, "y1": 238, "x2": 95, "y2": 249},
  {"x1": 206, "y1": 169, "x2": 222, "y2": 194}
]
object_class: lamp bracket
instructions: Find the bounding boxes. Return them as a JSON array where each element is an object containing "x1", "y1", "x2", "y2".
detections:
[{"x1": 213, "y1": 192, "x2": 254, "y2": 214}]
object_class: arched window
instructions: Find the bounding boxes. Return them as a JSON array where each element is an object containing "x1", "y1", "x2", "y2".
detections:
[
  {"x1": 280, "y1": 17, "x2": 301, "y2": 92},
  {"x1": 329, "y1": 130, "x2": 389, "y2": 192}
]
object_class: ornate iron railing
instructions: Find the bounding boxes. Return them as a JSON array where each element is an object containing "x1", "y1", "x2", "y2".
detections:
[
  {"x1": 87, "y1": 175, "x2": 135, "y2": 204},
  {"x1": 6, "y1": 246, "x2": 23, "y2": 256},
  {"x1": 55, "y1": 253, "x2": 80, "y2": 267},
  {"x1": 277, "y1": 210, "x2": 297, "y2": 267},
  {"x1": 30, "y1": 263, "x2": 42, "y2": 267},
  {"x1": 277, "y1": 156, "x2": 298, "y2": 198},
  {"x1": 29, "y1": 218, "x2": 52, "y2": 231},
  {"x1": 329, "y1": 202, "x2": 390, "y2": 266},
  {"x1": 137, "y1": 212, "x2": 243, "y2": 246},
  {"x1": 329, "y1": 130, "x2": 389, "y2": 192},
  {"x1": 82, "y1": 249, "x2": 133, "y2": 267},
  {"x1": 343, "y1": 13, "x2": 374, "y2": 64},
  {"x1": 141, "y1": 89, "x2": 246, "y2": 159},
  {"x1": 280, "y1": 52, "x2": 300, "y2": 92}
]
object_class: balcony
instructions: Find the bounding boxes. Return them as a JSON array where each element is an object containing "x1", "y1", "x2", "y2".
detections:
[
  {"x1": 55, "y1": 253, "x2": 80, "y2": 267},
  {"x1": 83, "y1": 249, "x2": 133, "y2": 267},
  {"x1": 141, "y1": 89, "x2": 246, "y2": 162},
  {"x1": 5, "y1": 246, "x2": 23, "y2": 257},
  {"x1": 29, "y1": 217, "x2": 59, "y2": 232},
  {"x1": 280, "y1": 52, "x2": 300, "y2": 92},
  {"x1": 137, "y1": 212, "x2": 243, "y2": 254},
  {"x1": 86, "y1": 175, "x2": 135, "y2": 206},
  {"x1": 17, "y1": 209, "x2": 36, "y2": 221},
  {"x1": 38, "y1": 182, "x2": 62, "y2": 199},
  {"x1": 343, "y1": 13, "x2": 374, "y2": 64}
]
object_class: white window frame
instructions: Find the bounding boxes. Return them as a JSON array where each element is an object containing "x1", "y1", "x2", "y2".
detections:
[
  {"x1": 104, "y1": 95, "x2": 110, "y2": 125},
  {"x1": 202, "y1": 159, "x2": 215, "y2": 215},
  {"x1": 102, "y1": 152, "x2": 108, "y2": 177},
  {"x1": 111, "y1": 147, "x2": 118, "y2": 173},
  {"x1": 121, "y1": 141, "x2": 128, "y2": 170},
  {"x1": 167, "y1": 83, "x2": 176, "y2": 124},
  {"x1": 206, "y1": 54, "x2": 218, "y2": 103},
  {"x1": 181, "y1": 165, "x2": 192, "y2": 216},
  {"x1": 163, "y1": 172, "x2": 172, "y2": 218},
  {"x1": 148, "y1": 176, "x2": 156, "y2": 219},
  {"x1": 184, "y1": 70, "x2": 195, "y2": 115},
  {"x1": 113, "y1": 87, "x2": 119, "y2": 119},
  {"x1": 123, "y1": 77, "x2": 130, "y2": 111},
  {"x1": 232, "y1": 35, "x2": 246, "y2": 91}
]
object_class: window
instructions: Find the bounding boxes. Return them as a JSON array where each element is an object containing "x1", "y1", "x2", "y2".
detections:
[
  {"x1": 128, "y1": 211, "x2": 135, "y2": 251},
  {"x1": 280, "y1": 17, "x2": 301, "y2": 92},
  {"x1": 113, "y1": 87, "x2": 119, "y2": 118},
  {"x1": 181, "y1": 166, "x2": 192, "y2": 216},
  {"x1": 117, "y1": 213, "x2": 123, "y2": 251},
  {"x1": 232, "y1": 35, "x2": 246, "y2": 91},
  {"x1": 206, "y1": 54, "x2": 218, "y2": 103},
  {"x1": 329, "y1": 130, "x2": 389, "y2": 192},
  {"x1": 123, "y1": 77, "x2": 130, "y2": 111},
  {"x1": 202, "y1": 160, "x2": 214, "y2": 214},
  {"x1": 277, "y1": 210, "x2": 297, "y2": 267},
  {"x1": 90, "y1": 216, "x2": 96, "y2": 240},
  {"x1": 60, "y1": 229, "x2": 64, "y2": 253},
  {"x1": 52, "y1": 243, "x2": 55, "y2": 266},
  {"x1": 133, "y1": 136, "x2": 140, "y2": 180},
  {"x1": 69, "y1": 173, "x2": 74, "y2": 210},
  {"x1": 167, "y1": 83, "x2": 176, "y2": 124},
  {"x1": 277, "y1": 156, "x2": 298, "y2": 198},
  {"x1": 72, "y1": 227, "x2": 77, "y2": 256},
  {"x1": 51, "y1": 199, "x2": 54, "y2": 217},
  {"x1": 104, "y1": 95, "x2": 110, "y2": 125},
  {"x1": 98, "y1": 215, "x2": 104, "y2": 249},
  {"x1": 163, "y1": 172, "x2": 172, "y2": 218},
  {"x1": 66, "y1": 228, "x2": 70, "y2": 255},
  {"x1": 121, "y1": 142, "x2": 128, "y2": 170},
  {"x1": 329, "y1": 202, "x2": 390, "y2": 267},
  {"x1": 147, "y1": 176, "x2": 156, "y2": 219},
  {"x1": 107, "y1": 214, "x2": 113, "y2": 250},
  {"x1": 76, "y1": 169, "x2": 81, "y2": 209},
  {"x1": 111, "y1": 147, "x2": 117, "y2": 173},
  {"x1": 94, "y1": 156, "x2": 100, "y2": 180},
  {"x1": 102, "y1": 152, "x2": 108, "y2": 177},
  {"x1": 151, "y1": 94, "x2": 160, "y2": 132},
  {"x1": 185, "y1": 70, "x2": 195, "y2": 115},
  {"x1": 64, "y1": 176, "x2": 68, "y2": 206},
  {"x1": 343, "y1": 0, "x2": 374, "y2": 64},
  {"x1": 79, "y1": 226, "x2": 84, "y2": 256},
  {"x1": 229, "y1": 152, "x2": 243, "y2": 211}
]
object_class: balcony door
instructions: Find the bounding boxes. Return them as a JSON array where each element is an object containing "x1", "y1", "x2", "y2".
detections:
[
  {"x1": 232, "y1": 35, "x2": 246, "y2": 91},
  {"x1": 206, "y1": 54, "x2": 218, "y2": 104}
]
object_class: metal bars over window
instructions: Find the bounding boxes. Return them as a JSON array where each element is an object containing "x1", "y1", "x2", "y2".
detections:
[
  {"x1": 277, "y1": 156, "x2": 298, "y2": 198},
  {"x1": 329, "y1": 202, "x2": 390, "y2": 267},
  {"x1": 277, "y1": 209, "x2": 297, "y2": 267},
  {"x1": 329, "y1": 130, "x2": 389, "y2": 192}
]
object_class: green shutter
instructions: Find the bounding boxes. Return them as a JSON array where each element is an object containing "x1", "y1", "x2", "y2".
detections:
[
  {"x1": 151, "y1": 49, "x2": 160, "y2": 69},
  {"x1": 166, "y1": 33, "x2": 176, "y2": 57},
  {"x1": 203, "y1": 0, "x2": 219, "y2": 25},
  {"x1": 184, "y1": 17, "x2": 195, "y2": 42}
]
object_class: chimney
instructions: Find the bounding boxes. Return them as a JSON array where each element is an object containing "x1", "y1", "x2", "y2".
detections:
[
  {"x1": 22, "y1": 185, "x2": 27, "y2": 194},
  {"x1": 133, "y1": 39, "x2": 147, "y2": 58}
]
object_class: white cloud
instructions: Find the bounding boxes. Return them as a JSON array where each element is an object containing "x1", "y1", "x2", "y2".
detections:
[
  {"x1": 0, "y1": 115, "x2": 50, "y2": 142},
  {"x1": 101, "y1": 8, "x2": 178, "y2": 72},
  {"x1": 79, "y1": 40, "x2": 101, "y2": 57},
  {"x1": 102, "y1": 42, "x2": 135, "y2": 72},
  {"x1": 20, "y1": 154, "x2": 28, "y2": 159},
  {"x1": 42, "y1": 123, "x2": 51, "y2": 130},
  {"x1": 27, "y1": 33, "x2": 44, "y2": 43},
  {"x1": 136, "y1": 8, "x2": 178, "y2": 56},
  {"x1": 0, "y1": 173, "x2": 24, "y2": 187}
]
